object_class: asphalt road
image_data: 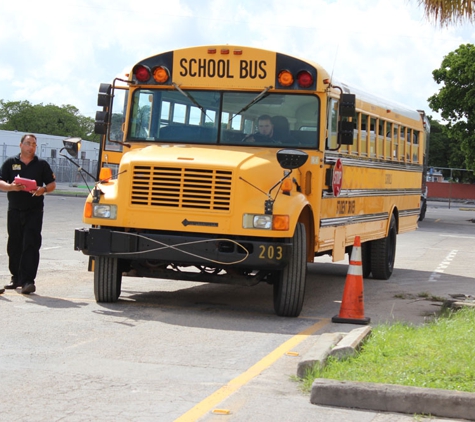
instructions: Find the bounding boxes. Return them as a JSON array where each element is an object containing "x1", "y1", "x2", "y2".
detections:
[{"x1": 0, "y1": 195, "x2": 473, "y2": 422}]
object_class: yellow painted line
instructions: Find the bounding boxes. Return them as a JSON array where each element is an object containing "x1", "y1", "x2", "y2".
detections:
[{"x1": 174, "y1": 318, "x2": 330, "y2": 422}]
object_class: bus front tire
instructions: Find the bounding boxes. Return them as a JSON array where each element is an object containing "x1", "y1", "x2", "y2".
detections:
[
  {"x1": 370, "y1": 214, "x2": 397, "y2": 280},
  {"x1": 273, "y1": 223, "x2": 307, "y2": 317},
  {"x1": 361, "y1": 241, "x2": 372, "y2": 278},
  {"x1": 94, "y1": 255, "x2": 122, "y2": 302}
]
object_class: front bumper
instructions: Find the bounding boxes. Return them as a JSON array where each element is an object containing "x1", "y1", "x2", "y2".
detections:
[{"x1": 74, "y1": 227, "x2": 291, "y2": 269}]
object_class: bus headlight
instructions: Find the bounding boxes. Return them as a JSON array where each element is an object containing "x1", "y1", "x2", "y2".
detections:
[
  {"x1": 243, "y1": 214, "x2": 289, "y2": 230},
  {"x1": 93, "y1": 204, "x2": 117, "y2": 219}
]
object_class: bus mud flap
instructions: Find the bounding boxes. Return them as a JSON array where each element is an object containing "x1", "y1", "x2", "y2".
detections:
[{"x1": 332, "y1": 226, "x2": 346, "y2": 262}]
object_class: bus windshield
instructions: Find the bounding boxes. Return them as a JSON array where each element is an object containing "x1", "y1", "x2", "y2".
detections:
[{"x1": 128, "y1": 88, "x2": 320, "y2": 148}]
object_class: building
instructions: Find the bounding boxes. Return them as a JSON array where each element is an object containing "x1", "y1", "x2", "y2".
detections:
[
  {"x1": 427, "y1": 169, "x2": 445, "y2": 183},
  {"x1": 0, "y1": 130, "x2": 99, "y2": 185}
]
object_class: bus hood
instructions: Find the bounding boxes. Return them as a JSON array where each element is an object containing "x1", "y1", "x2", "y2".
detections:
[{"x1": 119, "y1": 144, "x2": 283, "y2": 175}]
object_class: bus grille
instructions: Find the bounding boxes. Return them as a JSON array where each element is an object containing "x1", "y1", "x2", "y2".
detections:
[{"x1": 130, "y1": 166, "x2": 233, "y2": 211}]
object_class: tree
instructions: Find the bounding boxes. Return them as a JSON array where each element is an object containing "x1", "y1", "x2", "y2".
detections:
[
  {"x1": 427, "y1": 117, "x2": 474, "y2": 182},
  {"x1": 427, "y1": 118, "x2": 450, "y2": 169},
  {"x1": 428, "y1": 43, "x2": 475, "y2": 179},
  {"x1": 419, "y1": 0, "x2": 475, "y2": 25},
  {"x1": 0, "y1": 100, "x2": 99, "y2": 142}
]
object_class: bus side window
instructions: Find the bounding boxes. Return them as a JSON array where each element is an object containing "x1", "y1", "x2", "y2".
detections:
[
  {"x1": 326, "y1": 99, "x2": 338, "y2": 149},
  {"x1": 355, "y1": 112, "x2": 362, "y2": 156},
  {"x1": 393, "y1": 125, "x2": 399, "y2": 159},
  {"x1": 107, "y1": 88, "x2": 127, "y2": 149},
  {"x1": 361, "y1": 114, "x2": 369, "y2": 157},
  {"x1": 377, "y1": 119, "x2": 384, "y2": 158},
  {"x1": 350, "y1": 112, "x2": 359, "y2": 155},
  {"x1": 130, "y1": 91, "x2": 152, "y2": 140},
  {"x1": 413, "y1": 131, "x2": 419, "y2": 162},
  {"x1": 386, "y1": 122, "x2": 393, "y2": 160},
  {"x1": 370, "y1": 117, "x2": 377, "y2": 158},
  {"x1": 400, "y1": 126, "x2": 406, "y2": 161},
  {"x1": 382, "y1": 120, "x2": 388, "y2": 159}
]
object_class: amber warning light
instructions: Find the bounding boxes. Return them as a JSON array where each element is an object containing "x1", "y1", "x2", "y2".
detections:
[{"x1": 153, "y1": 66, "x2": 170, "y2": 83}]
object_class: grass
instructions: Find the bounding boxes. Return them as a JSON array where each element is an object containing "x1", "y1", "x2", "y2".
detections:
[{"x1": 301, "y1": 307, "x2": 475, "y2": 393}]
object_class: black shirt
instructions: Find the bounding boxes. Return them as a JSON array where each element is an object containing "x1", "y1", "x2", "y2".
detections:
[{"x1": 0, "y1": 154, "x2": 56, "y2": 211}]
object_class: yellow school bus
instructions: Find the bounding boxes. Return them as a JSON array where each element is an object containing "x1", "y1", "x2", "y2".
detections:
[{"x1": 73, "y1": 45, "x2": 428, "y2": 317}]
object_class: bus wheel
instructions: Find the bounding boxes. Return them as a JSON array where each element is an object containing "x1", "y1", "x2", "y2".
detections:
[
  {"x1": 371, "y1": 215, "x2": 397, "y2": 280},
  {"x1": 273, "y1": 222, "x2": 307, "y2": 317},
  {"x1": 419, "y1": 198, "x2": 427, "y2": 221},
  {"x1": 94, "y1": 256, "x2": 122, "y2": 302},
  {"x1": 361, "y1": 242, "x2": 372, "y2": 278}
]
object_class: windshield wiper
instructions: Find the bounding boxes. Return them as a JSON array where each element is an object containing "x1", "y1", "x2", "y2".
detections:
[
  {"x1": 172, "y1": 82, "x2": 214, "y2": 123},
  {"x1": 230, "y1": 86, "x2": 273, "y2": 122},
  {"x1": 108, "y1": 139, "x2": 131, "y2": 148}
]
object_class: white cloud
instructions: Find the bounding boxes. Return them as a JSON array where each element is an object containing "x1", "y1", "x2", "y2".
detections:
[{"x1": 0, "y1": 0, "x2": 474, "y2": 121}]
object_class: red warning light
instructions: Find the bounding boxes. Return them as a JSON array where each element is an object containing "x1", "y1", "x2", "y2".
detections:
[
  {"x1": 134, "y1": 65, "x2": 151, "y2": 82},
  {"x1": 297, "y1": 71, "x2": 313, "y2": 88}
]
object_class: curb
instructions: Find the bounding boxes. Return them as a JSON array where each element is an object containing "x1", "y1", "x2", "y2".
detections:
[
  {"x1": 296, "y1": 332, "x2": 343, "y2": 378},
  {"x1": 299, "y1": 326, "x2": 474, "y2": 420},
  {"x1": 297, "y1": 326, "x2": 371, "y2": 377},
  {"x1": 310, "y1": 378, "x2": 475, "y2": 420},
  {"x1": 51, "y1": 190, "x2": 88, "y2": 198},
  {"x1": 328, "y1": 325, "x2": 371, "y2": 359}
]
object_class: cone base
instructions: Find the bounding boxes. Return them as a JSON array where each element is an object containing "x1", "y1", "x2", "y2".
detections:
[{"x1": 332, "y1": 315, "x2": 371, "y2": 325}]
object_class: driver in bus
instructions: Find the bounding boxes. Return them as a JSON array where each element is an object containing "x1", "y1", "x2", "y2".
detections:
[{"x1": 243, "y1": 114, "x2": 275, "y2": 143}]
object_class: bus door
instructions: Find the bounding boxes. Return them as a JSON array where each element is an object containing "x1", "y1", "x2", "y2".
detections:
[{"x1": 97, "y1": 85, "x2": 129, "y2": 179}]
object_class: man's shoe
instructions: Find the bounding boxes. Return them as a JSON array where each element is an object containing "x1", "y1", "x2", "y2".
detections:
[
  {"x1": 4, "y1": 281, "x2": 21, "y2": 289},
  {"x1": 21, "y1": 284, "x2": 36, "y2": 294},
  {"x1": 0, "y1": 288, "x2": 5, "y2": 294}
]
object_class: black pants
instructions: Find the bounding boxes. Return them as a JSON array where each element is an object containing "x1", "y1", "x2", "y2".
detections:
[{"x1": 7, "y1": 209, "x2": 43, "y2": 285}]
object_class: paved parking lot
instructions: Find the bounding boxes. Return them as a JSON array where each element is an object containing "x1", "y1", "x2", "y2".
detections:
[{"x1": 1, "y1": 195, "x2": 473, "y2": 421}]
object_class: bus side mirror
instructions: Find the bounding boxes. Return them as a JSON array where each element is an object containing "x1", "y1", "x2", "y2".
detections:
[
  {"x1": 95, "y1": 83, "x2": 112, "y2": 135},
  {"x1": 339, "y1": 94, "x2": 356, "y2": 117},
  {"x1": 95, "y1": 110, "x2": 110, "y2": 135},
  {"x1": 97, "y1": 83, "x2": 112, "y2": 108},
  {"x1": 338, "y1": 121, "x2": 354, "y2": 145},
  {"x1": 276, "y1": 149, "x2": 308, "y2": 170},
  {"x1": 60, "y1": 137, "x2": 81, "y2": 158}
]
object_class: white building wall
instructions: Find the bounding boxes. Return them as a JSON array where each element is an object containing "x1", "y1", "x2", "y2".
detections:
[{"x1": 0, "y1": 130, "x2": 100, "y2": 184}]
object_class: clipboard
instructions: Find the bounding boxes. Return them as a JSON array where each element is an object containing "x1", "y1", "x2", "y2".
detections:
[{"x1": 14, "y1": 176, "x2": 38, "y2": 191}]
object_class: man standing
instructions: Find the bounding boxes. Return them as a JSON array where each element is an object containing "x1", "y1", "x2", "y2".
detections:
[{"x1": 0, "y1": 134, "x2": 56, "y2": 294}]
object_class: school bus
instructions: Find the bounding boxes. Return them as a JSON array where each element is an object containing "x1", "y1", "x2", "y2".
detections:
[{"x1": 73, "y1": 45, "x2": 428, "y2": 317}]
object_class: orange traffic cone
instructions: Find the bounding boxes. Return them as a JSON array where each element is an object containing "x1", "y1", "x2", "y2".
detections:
[{"x1": 332, "y1": 236, "x2": 370, "y2": 325}]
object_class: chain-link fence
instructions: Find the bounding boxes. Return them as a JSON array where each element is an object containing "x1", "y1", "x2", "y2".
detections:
[{"x1": 45, "y1": 157, "x2": 98, "y2": 185}]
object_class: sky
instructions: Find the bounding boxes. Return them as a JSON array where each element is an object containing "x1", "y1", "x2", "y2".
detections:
[{"x1": 1, "y1": 0, "x2": 474, "y2": 121}]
